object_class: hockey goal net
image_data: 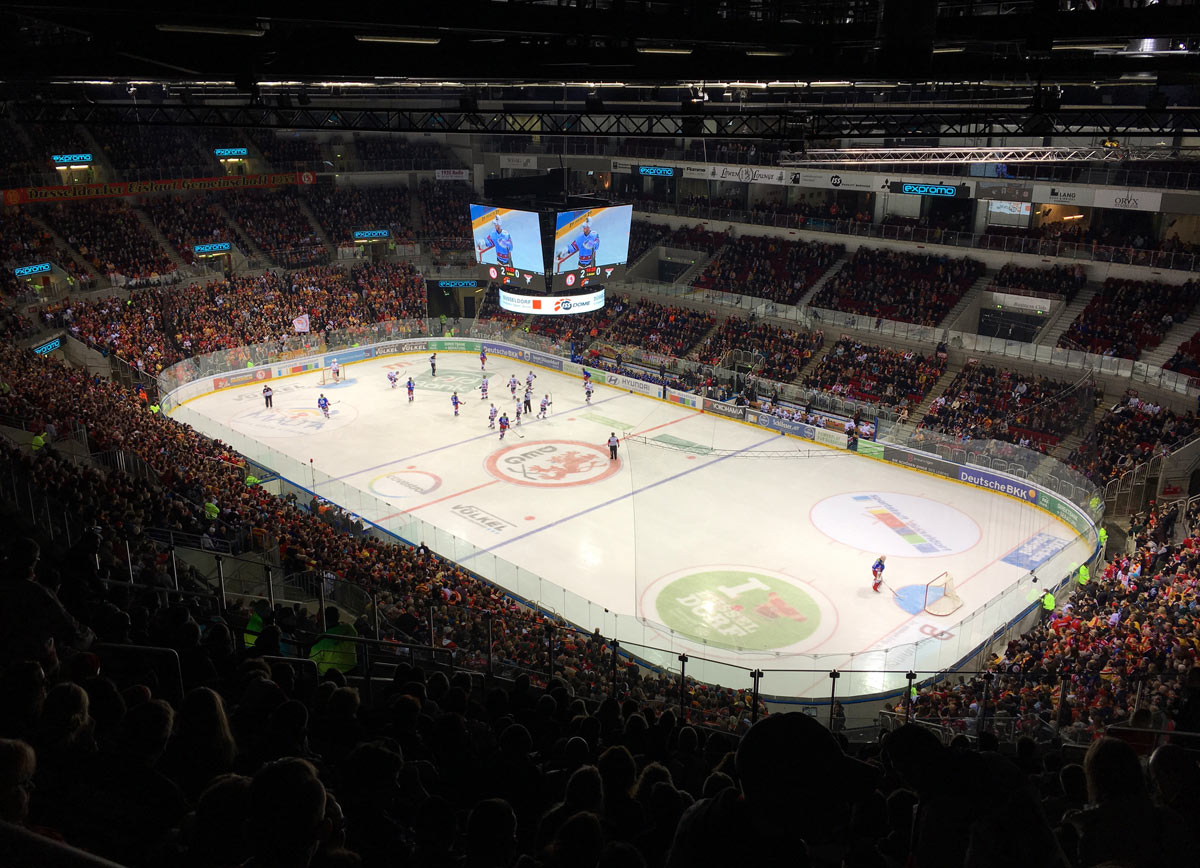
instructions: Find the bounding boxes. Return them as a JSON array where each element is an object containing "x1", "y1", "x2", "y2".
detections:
[
  {"x1": 318, "y1": 366, "x2": 340, "y2": 386},
  {"x1": 923, "y1": 572, "x2": 963, "y2": 616}
]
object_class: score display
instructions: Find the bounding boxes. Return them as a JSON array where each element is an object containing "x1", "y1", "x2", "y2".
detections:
[
  {"x1": 470, "y1": 204, "x2": 545, "y2": 285},
  {"x1": 551, "y1": 204, "x2": 633, "y2": 290}
]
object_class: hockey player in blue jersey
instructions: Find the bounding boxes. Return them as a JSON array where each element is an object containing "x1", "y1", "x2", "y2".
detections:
[
  {"x1": 480, "y1": 348, "x2": 487, "y2": 370},
  {"x1": 406, "y1": 377, "x2": 415, "y2": 402},
  {"x1": 451, "y1": 392, "x2": 461, "y2": 416},
  {"x1": 556, "y1": 216, "x2": 600, "y2": 272},
  {"x1": 477, "y1": 216, "x2": 514, "y2": 267},
  {"x1": 317, "y1": 394, "x2": 331, "y2": 419},
  {"x1": 871, "y1": 555, "x2": 887, "y2": 593}
]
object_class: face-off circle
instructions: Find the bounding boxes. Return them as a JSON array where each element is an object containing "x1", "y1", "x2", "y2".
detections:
[
  {"x1": 810, "y1": 492, "x2": 979, "y2": 557},
  {"x1": 640, "y1": 566, "x2": 835, "y2": 654},
  {"x1": 485, "y1": 440, "x2": 621, "y2": 488}
]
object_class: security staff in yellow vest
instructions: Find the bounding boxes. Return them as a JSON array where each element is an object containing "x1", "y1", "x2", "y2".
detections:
[{"x1": 309, "y1": 607, "x2": 359, "y2": 674}]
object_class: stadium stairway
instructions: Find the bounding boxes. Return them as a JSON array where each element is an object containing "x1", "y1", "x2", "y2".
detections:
[
  {"x1": 1050, "y1": 399, "x2": 1110, "y2": 463},
  {"x1": 795, "y1": 253, "x2": 847, "y2": 308},
  {"x1": 938, "y1": 270, "x2": 994, "y2": 331},
  {"x1": 130, "y1": 207, "x2": 189, "y2": 272},
  {"x1": 295, "y1": 196, "x2": 336, "y2": 258},
  {"x1": 213, "y1": 200, "x2": 272, "y2": 268},
  {"x1": 1035, "y1": 282, "x2": 1099, "y2": 347},
  {"x1": 24, "y1": 214, "x2": 104, "y2": 284},
  {"x1": 75, "y1": 124, "x2": 121, "y2": 180},
  {"x1": 908, "y1": 360, "x2": 964, "y2": 422},
  {"x1": 1137, "y1": 307, "x2": 1200, "y2": 369},
  {"x1": 677, "y1": 239, "x2": 730, "y2": 286}
]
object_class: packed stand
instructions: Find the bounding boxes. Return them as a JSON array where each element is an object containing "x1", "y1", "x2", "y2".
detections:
[
  {"x1": 1067, "y1": 392, "x2": 1199, "y2": 485},
  {"x1": 809, "y1": 248, "x2": 984, "y2": 327},
  {"x1": 35, "y1": 201, "x2": 177, "y2": 288},
  {"x1": 304, "y1": 184, "x2": 415, "y2": 244},
  {"x1": 991, "y1": 263, "x2": 1089, "y2": 302},
  {"x1": 604, "y1": 300, "x2": 717, "y2": 359},
  {"x1": 90, "y1": 124, "x2": 212, "y2": 178},
  {"x1": 140, "y1": 195, "x2": 235, "y2": 262},
  {"x1": 224, "y1": 189, "x2": 328, "y2": 268},
  {"x1": 628, "y1": 220, "x2": 669, "y2": 263},
  {"x1": 1163, "y1": 328, "x2": 1200, "y2": 376},
  {"x1": 470, "y1": 285, "x2": 530, "y2": 337},
  {"x1": 1058, "y1": 278, "x2": 1200, "y2": 360},
  {"x1": 20, "y1": 123, "x2": 92, "y2": 164},
  {"x1": 659, "y1": 223, "x2": 730, "y2": 252},
  {"x1": 248, "y1": 130, "x2": 323, "y2": 169},
  {"x1": 353, "y1": 134, "x2": 458, "y2": 169},
  {"x1": 417, "y1": 180, "x2": 473, "y2": 245},
  {"x1": 752, "y1": 197, "x2": 873, "y2": 226},
  {"x1": 803, "y1": 339, "x2": 947, "y2": 410},
  {"x1": 0, "y1": 208, "x2": 93, "y2": 289},
  {"x1": 528, "y1": 299, "x2": 625, "y2": 350},
  {"x1": 694, "y1": 317, "x2": 824, "y2": 384},
  {"x1": 45, "y1": 261, "x2": 426, "y2": 374},
  {"x1": 920, "y1": 362, "x2": 1096, "y2": 450},
  {"x1": 691, "y1": 235, "x2": 843, "y2": 305}
]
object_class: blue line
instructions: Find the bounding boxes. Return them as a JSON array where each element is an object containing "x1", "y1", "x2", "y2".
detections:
[
  {"x1": 460, "y1": 435, "x2": 778, "y2": 561},
  {"x1": 315, "y1": 392, "x2": 628, "y2": 486}
]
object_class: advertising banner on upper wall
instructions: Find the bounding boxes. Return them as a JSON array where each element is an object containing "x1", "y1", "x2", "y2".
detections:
[
  {"x1": 3, "y1": 171, "x2": 313, "y2": 205},
  {"x1": 435, "y1": 169, "x2": 472, "y2": 181},
  {"x1": 500, "y1": 155, "x2": 538, "y2": 170},
  {"x1": 1032, "y1": 184, "x2": 1094, "y2": 207},
  {"x1": 1093, "y1": 188, "x2": 1163, "y2": 212},
  {"x1": 976, "y1": 180, "x2": 1033, "y2": 202}
]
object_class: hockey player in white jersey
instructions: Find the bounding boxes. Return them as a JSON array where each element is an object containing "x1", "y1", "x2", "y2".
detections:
[
  {"x1": 538, "y1": 394, "x2": 552, "y2": 419},
  {"x1": 387, "y1": 370, "x2": 398, "y2": 389},
  {"x1": 488, "y1": 404, "x2": 498, "y2": 429},
  {"x1": 584, "y1": 381, "x2": 594, "y2": 404},
  {"x1": 526, "y1": 370, "x2": 537, "y2": 389},
  {"x1": 480, "y1": 376, "x2": 489, "y2": 400},
  {"x1": 514, "y1": 401, "x2": 523, "y2": 426},
  {"x1": 508, "y1": 375, "x2": 519, "y2": 398}
]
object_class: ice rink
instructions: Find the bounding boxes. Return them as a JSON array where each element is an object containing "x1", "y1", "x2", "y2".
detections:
[{"x1": 172, "y1": 351, "x2": 1093, "y2": 695}]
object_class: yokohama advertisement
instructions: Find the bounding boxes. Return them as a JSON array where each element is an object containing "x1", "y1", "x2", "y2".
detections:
[
  {"x1": 703, "y1": 398, "x2": 745, "y2": 421},
  {"x1": 212, "y1": 369, "x2": 272, "y2": 390},
  {"x1": 3, "y1": 171, "x2": 314, "y2": 205}
]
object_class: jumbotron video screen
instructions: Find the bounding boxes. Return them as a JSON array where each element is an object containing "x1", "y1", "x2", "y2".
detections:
[
  {"x1": 470, "y1": 204, "x2": 545, "y2": 285},
  {"x1": 552, "y1": 204, "x2": 633, "y2": 290}
]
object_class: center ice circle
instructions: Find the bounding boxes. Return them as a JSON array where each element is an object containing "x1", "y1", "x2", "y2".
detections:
[{"x1": 810, "y1": 492, "x2": 980, "y2": 557}]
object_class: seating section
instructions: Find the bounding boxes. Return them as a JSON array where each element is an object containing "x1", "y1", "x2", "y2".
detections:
[
  {"x1": 660, "y1": 224, "x2": 729, "y2": 251},
  {"x1": 0, "y1": 208, "x2": 93, "y2": 286},
  {"x1": 21, "y1": 122, "x2": 92, "y2": 162},
  {"x1": 528, "y1": 299, "x2": 624, "y2": 347},
  {"x1": 141, "y1": 195, "x2": 235, "y2": 261},
  {"x1": 920, "y1": 362, "x2": 1095, "y2": 449},
  {"x1": 604, "y1": 300, "x2": 716, "y2": 358},
  {"x1": 1067, "y1": 395, "x2": 1199, "y2": 485},
  {"x1": 36, "y1": 201, "x2": 176, "y2": 287},
  {"x1": 803, "y1": 339, "x2": 947, "y2": 408},
  {"x1": 1058, "y1": 278, "x2": 1200, "y2": 359},
  {"x1": 305, "y1": 185, "x2": 414, "y2": 244},
  {"x1": 692, "y1": 235, "x2": 843, "y2": 305},
  {"x1": 90, "y1": 124, "x2": 211, "y2": 177},
  {"x1": 1164, "y1": 330, "x2": 1200, "y2": 376},
  {"x1": 248, "y1": 130, "x2": 323, "y2": 168},
  {"x1": 0, "y1": 123, "x2": 40, "y2": 182},
  {"x1": 628, "y1": 219, "x2": 669, "y2": 262},
  {"x1": 224, "y1": 189, "x2": 327, "y2": 268},
  {"x1": 990, "y1": 263, "x2": 1088, "y2": 302},
  {"x1": 48, "y1": 261, "x2": 426, "y2": 373},
  {"x1": 353, "y1": 134, "x2": 457, "y2": 168},
  {"x1": 809, "y1": 248, "x2": 984, "y2": 326},
  {"x1": 695, "y1": 318, "x2": 824, "y2": 384},
  {"x1": 417, "y1": 180, "x2": 473, "y2": 242}
]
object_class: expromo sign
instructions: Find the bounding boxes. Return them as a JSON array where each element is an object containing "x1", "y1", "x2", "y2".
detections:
[
  {"x1": 499, "y1": 288, "x2": 606, "y2": 316},
  {"x1": 437, "y1": 280, "x2": 480, "y2": 288},
  {"x1": 637, "y1": 165, "x2": 676, "y2": 177},
  {"x1": 194, "y1": 242, "x2": 232, "y2": 254},
  {"x1": 33, "y1": 337, "x2": 62, "y2": 355},
  {"x1": 892, "y1": 182, "x2": 963, "y2": 198},
  {"x1": 14, "y1": 262, "x2": 52, "y2": 277},
  {"x1": 353, "y1": 229, "x2": 390, "y2": 240},
  {"x1": 214, "y1": 147, "x2": 249, "y2": 157},
  {"x1": 51, "y1": 153, "x2": 92, "y2": 164}
]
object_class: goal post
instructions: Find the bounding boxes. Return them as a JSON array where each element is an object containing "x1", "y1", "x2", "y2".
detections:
[
  {"x1": 923, "y1": 571, "x2": 963, "y2": 616},
  {"x1": 318, "y1": 366, "x2": 340, "y2": 386}
]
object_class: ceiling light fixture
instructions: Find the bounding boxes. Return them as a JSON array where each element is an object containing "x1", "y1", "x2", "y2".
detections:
[
  {"x1": 354, "y1": 35, "x2": 441, "y2": 45},
  {"x1": 745, "y1": 50, "x2": 790, "y2": 57},
  {"x1": 156, "y1": 24, "x2": 265, "y2": 38},
  {"x1": 636, "y1": 47, "x2": 692, "y2": 55}
]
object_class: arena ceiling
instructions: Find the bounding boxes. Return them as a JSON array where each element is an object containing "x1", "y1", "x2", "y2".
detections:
[{"x1": 1, "y1": 2, "x2": 1198, "y2": 139}]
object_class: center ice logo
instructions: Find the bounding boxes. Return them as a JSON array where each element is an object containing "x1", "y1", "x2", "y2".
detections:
[
  {"x1": 641, "y1": 567, "x2": 828, "y2": 653},
  {"x1": 485, "y1": 440, "x2": 621, "y2": 488},
  {"x1": 229, "y1": 404, "x2": 356, "y2": 438}
]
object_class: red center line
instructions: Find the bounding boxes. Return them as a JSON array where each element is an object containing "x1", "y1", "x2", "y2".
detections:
[
  {"x1": 380, "y1": 479, "x2": 500, "y2": 519},
  {"x1": 626, "y1": 413, "x2": 695, "y2": 439}
]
